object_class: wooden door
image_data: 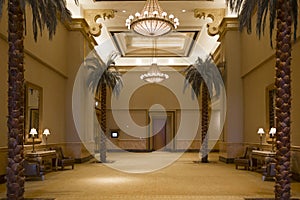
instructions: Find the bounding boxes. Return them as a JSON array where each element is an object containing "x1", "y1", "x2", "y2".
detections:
[{"x1": 152, "y1": 118, "x2": 167, "y2": 150}]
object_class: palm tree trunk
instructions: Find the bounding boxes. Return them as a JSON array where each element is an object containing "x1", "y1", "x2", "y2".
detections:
[
  {"x1": 7, "y1": 0, "x2": 25, "y2": 199},
  {"x1": 100, "y1": 84, "x2": 107, "y2": 163},
  {"x1": 274, "y1": 1, "x2": 292, "y2": 199},
  {"x1": 201, "y1": 84, "x2": 209, "y2": 163}
]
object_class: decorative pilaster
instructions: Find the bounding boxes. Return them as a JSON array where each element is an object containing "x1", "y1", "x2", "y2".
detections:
[
  {"x1": 194, "y1": 8, "x2": 225, "y2": 36},
  {"x1": 84, "y1": 9, "x2": 116, "y2": 37},
  {"x1": 217, "y1": 17, "x2": 244, "y2": 162}
]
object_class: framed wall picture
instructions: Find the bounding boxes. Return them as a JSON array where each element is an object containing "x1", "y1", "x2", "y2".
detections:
[
  {"x1": 24, "y1": 82, "x2": 43, "y2": 144},
  {"x1": 29, "y1": 109, "x2": 39, "y2": 134},
  {"x1": 266, "y1": 84, "x2": 276, "y2": 143}
]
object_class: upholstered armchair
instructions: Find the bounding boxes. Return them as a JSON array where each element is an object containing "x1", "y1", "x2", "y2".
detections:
[
  {"x1": 234, "y1": 146, "x2": 257, "y2": 170},
  {"x1": 51, "y1": 147, "x2": 75, "y2": 170},
  {"x1": 24, "y1": 159, "x2": 45, "y2": 180}
]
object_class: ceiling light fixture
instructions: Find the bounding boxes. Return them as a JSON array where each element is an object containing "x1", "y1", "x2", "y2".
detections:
[
  {"x1": 140, "y1": 63, "x2": 169, "y2": 83},
  {"x1": 125, "y1": 0, "x2": 179, "y2": 37},
  {"x1": 140, "y1": 38, "x2": 169, "y2": 83}
]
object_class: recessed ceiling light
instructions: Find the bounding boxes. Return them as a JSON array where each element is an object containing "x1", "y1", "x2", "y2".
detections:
[
  {"x1": 122, "y1": 10, "x2": 126, "y2": 13},
  {"x1": 182, "y1": 9, "x2": 186, "y2": 13}
]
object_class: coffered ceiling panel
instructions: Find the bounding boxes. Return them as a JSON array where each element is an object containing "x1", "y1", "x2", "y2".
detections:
[{"x1": 111, "y1": 31, "x2": 199, "y2": 57}]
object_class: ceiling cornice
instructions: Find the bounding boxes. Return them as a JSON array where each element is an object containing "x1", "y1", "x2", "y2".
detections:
[
  {"x1": 116, "y1": 65, "x2": 189, "y2": 73},
  {"x1": 217, "y1": 17, "x2": 239, "y2": 42},
  {"x1": 64, "y1": 18, "x2": 98, "y2": 49}
]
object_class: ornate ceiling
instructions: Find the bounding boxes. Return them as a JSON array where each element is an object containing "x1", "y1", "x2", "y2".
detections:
[{"x1": 66, "y1": 0, "x2": 227, "y2": 66}]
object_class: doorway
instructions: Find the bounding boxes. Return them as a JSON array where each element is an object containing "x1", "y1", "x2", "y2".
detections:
[{"x1": 149, "y1": 111, "x2": 175, "y2": 151}]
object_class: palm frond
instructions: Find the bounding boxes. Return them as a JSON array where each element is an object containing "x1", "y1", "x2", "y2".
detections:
[
  {"x1": 85, "y1": 57, "x2": 104, "y2": 93},
  {"x1": 228, "y1": 0, "x2": 244, "y2": 14},
  {"x1": 238, "y1": 0, "x2": 257, "y2": 34},
  {"x1": 256, "y1": 0, "x2": 269, "y2": 38},
  {"x1": 0, "y1": 0, "x2": 3, "y2": 17},
  {"x1": 292, "y1": 0, "x2": 298, "y2": 41},
  {"x1": 183, "y1": 56, "x2": 223, "y2": 100},
  {"x1": 25, "y1": 0, "x2": 73, "y2": 41},
  {"x1": 227, "y1": 0, "x2": 298, "y2": 46},
  {"x1": 86, "y1": 51, "x2": 123, "y2": 97}
]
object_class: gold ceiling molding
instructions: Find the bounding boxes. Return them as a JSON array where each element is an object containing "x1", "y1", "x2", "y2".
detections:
[
  {"x1": 65, "y1": 18, "x2": 98, "y2": 49},
  {"x1": 84, "y1": 9, "x2": 116, "y2": 37},
  {"x1": 194, "y1": 8, "x2": 225, "y2": 36},
  {"x1": 116, "y1": 65, "x2": 189, "y2": 73}
]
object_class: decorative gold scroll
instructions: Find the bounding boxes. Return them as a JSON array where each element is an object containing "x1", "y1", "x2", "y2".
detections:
[{"x1": 194, "y1": 8, "x2": 225, "y2": 36}]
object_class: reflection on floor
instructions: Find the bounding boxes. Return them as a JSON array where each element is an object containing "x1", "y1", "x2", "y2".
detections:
[{"x1": 0, "y1": 152, "x2": 299, "y2": 200}]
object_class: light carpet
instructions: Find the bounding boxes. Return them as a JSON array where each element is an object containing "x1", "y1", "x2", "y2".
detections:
[{"x1": 0, "y1": 152, "x2": 299, "y2": 200}]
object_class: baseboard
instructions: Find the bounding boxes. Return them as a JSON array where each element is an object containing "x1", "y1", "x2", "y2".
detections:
[
  {"x1": 0, "y1": 174, "x2": 6, "y2": 184},
  {"x1": 107, "y1": 149, "x2": 152, "y2": 152},
  {"x1": 107, "y1": 149, "x2": 219, "y2": 153},
  {"x1": 75, "y1": 155, "x2": 94, "y2": 163},
  {"x1": 219, "y1": 156, "x2": 234, "y2": 163}
]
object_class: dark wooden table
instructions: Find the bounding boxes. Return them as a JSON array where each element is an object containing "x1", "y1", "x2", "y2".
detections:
[{"x1": 251, "y1": 150, "x2": 276, "y2": 181}]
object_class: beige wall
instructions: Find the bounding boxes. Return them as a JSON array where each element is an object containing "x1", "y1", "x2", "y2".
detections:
[
  {"x1": 0, "y1": 34, "x2": 9, "y2": 176},
  {"x1": 291, "y1": 41, "x2": 300, "y2": 146},
  {"x1": 105, "y1": 70, "x2": 203, "y2": 151}
]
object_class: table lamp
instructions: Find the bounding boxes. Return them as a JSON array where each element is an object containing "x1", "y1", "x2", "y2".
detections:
[
  {"x1": 269, "y1": 127, "x2": 276, "y2": 152},
  {"x1": 29, "y1": 128, "x2": 38, "y2": 153},
  {"x1": 43, "y1": 128, "x2": 51, "y2": 148},
  {"x1": 257, "y1": 128, "x2": 265, "y2": 149}
]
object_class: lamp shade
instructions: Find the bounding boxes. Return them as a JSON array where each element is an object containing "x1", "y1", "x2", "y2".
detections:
[
  {"x1": 269, "y1": 127, "x2": 276, "y2": 137},
  {"x1": 29, "y1": 128, "x2": 38, "y2": 136},
  {"x1": 257, "y1": 128, "x2": 265, "y2": 135},
  {"x1": 43, "y1": 129, "x2": 51, "y2": 136}
]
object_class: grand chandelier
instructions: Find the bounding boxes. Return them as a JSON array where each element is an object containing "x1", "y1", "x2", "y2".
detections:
[
  {"x1": 125, "y1": 0, "x2": 179, "y2": 37},
  {"x1": 140, "y1": 38, "x2": 169, "y2": 83},
  {"x1": 140, "y1": 63, "x2": 169, "y2": 83}
]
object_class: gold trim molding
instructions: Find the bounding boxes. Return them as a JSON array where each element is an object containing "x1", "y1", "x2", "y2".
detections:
[
  {"x1": 194, "y1": 8, "x2": 225, "y2": 36},
  {"x1": 65, "y1": 18, "x2": 98, "y2": 49},
  {"x1": 218, "y1": 17, "x2": 239, "y2": 42},
  {"x1": 1, "y1": 32, "x2": 68, "y2": 79},
  {"x1": 84, "y1": 9, "x2": 116, "y2": 37}
]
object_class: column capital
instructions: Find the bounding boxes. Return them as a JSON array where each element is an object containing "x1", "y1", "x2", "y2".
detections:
[
  {"x1": 84, "y1": 9, "x2": 116, "y2": 37},
  {"x1": 65, "y1": 18, "x2": 98, "y2": 49},
  {"x1": 194, "y1": 8, "x2": 225, "y2": 36},
  {"x1": 218, "y1": 17, "x2": 239, "y2": 42}
]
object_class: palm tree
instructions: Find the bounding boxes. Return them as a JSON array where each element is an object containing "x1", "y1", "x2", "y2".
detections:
[
  {"x1": 227, "y1": 1, "x2": 298, "y2": 199},
  {"x1": 184, "y1": 56, "x2": 223, "y2": 163},
  {"x1": 86, "y1": 51, "x2": 123, "y2": 163},
  {"x1": 0, "y1": 0, "x2": 77, "y2": 199}
]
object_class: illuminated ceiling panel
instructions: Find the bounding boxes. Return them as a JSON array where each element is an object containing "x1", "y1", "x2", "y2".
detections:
[{"x1": 111, "y1": 31, "x2": 199, "y2": 57}]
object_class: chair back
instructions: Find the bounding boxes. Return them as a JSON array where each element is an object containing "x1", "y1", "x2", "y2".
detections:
[
  {"x1": 51, "y1": 147, "x2": 64, "y2": 159},
  {"x1": 244, "y1": 146, "x2": 257, "y2": 159}
]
